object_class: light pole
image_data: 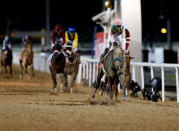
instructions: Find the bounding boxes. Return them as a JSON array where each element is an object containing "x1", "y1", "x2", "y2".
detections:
[{"x1": 46, "y1": 0, "x2": 50, "y2": 48}]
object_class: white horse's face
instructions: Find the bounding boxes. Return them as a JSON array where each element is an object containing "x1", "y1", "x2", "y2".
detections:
[{"x1": 113, "y1": 45, "x2": 125, "y2": 74}]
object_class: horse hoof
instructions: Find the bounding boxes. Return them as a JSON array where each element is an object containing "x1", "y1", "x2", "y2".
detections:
[
  {"x1": 91, "y1": 94, "x2": 95, "y2": 98},
  {"x1": 127, "y1": 97, "x2": 131, "y2": 101},
  {"x1": 70, "y1": 88, "x2": 73, "y2": 93},
  {"x1": 59, "y1": 89, "x2": 64, "y2": 93},
  {"x1": 110, "y1": 99, "x2": 114, "y2": 104},
  {"x1": 50, "y1": 88, "x2": 58, "y2": 95},
  {"x1": 19, "y1": 75, "x2": 22, "y2": 79},
  {"x1": 122, "y1": 97, "x2": 130, "y2": 101},
  {"x1": 99, "y1": 91, "x2": 103, "y2": 96}
]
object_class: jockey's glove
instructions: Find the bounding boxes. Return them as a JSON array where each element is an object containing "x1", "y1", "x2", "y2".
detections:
[
  {"x1": 125, "y1": 50, "x2": 129, "y2": 54},
  {"x1": 107, "y1": 42, "x2": 112, "y2": 49}
]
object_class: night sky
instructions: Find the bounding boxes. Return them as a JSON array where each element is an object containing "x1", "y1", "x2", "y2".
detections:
[
  {"x1": 0, "y1": 0, "x2": 178, "y2": 42},
  {"x1": 0, "y1": 0, "x2": 102, "y2": 42}
]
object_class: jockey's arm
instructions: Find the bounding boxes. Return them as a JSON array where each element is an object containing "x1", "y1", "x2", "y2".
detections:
[
  {"x1": 2, "y1": 38, "x2": 8, "y2": 50},
  {"x1": 61, "y1": 30, "x2": 66, "y2": 46},
  {"x1": 125, "y1": 28, "x2": 130, "y2": 50},
  {"x1": 51, "y1": 31, "x2": 57, "y2": 45},
  {"x1": 65, "y1": 32, "x2": 69, "y2": 44},
  {"x1": 73, "y1": 32, "x2": 78, "y2": 49}
]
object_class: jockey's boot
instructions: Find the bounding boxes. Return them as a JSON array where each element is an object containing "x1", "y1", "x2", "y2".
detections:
[
  {"x1": 50, "y1": 48, "x2": 54, "y2": 53},
  {"x1": 99, "y1": 47, "x2": 109, "y2": 63}
]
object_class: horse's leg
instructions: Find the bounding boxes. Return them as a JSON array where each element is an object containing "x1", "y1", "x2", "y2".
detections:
[
  {"x1": 29, "y1": 64, "x2": 34, "y2": 79},
  {"x1": 25, "y1": 64, "x2": 28, "y2": 74},
  {"x1": 30, "y1": 64, "x2": 35, "y2": 78},
  {"x1": 0, "y1": 62, "x2": 2, "y2": 73},
  {"x1": 91, "y1": 68, "x2": 104, "y2": 98},
  {"x1": 108, "y1": 77, "x2": 114, "y2": 104},
  {"x1": 19, "y1": 59, "x2": 23, "y2": 78},
  {"x1": 59, "y1": 73, "x2": 64, "y2": 93},
  {"x1": 4, "y1": 65, "x2": 7, "y2": 73},
  {"x1": 64, "y1": 73, "x2": 68, "y2": 89},
  {"x1": 49, "y1": 67, "x2": 57, "y2": 94},
  {"x1": 113, "y1": 79, "x2": 118, "y2": 102},
  {"x1": 99, "y1": 76, "x2": 107, "y2": 96},
  {"x1": 9, "y1": 64, "x2": 13, "y2": 77},
  {"x1": 119, "y1": 74, "x2": 127, "y2": 101},
  {"x1": 70, "y1": 71, "x2": 78, "y2": 93},
  {"x1": 125, "y1": 74, "x2": 130, "y2": 97},
  {"x1": 52, "y1": 73, "x2": 57, "y2": 94},
  {"x1": 32, "y1": 66, "x2": 35, "y2": 77},
  {"x1": 28, "y1": 65, "x2": 32, "y2": 79}
]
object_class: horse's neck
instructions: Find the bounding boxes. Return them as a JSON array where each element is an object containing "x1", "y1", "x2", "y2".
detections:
[
  {"x1": 26, "y1": 43, "x2": 33, "y2": 52},
  {"x1": 113, "y1": 46, "x2": 123, "y2": 57},
  {"x1": 68, "y1": 53, "x2": 75, "y2": 62}
]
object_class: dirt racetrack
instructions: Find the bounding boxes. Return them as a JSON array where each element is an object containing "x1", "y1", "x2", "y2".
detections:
[{"x1": 0, "y1": 64, "x2": 179, "y2": 131}]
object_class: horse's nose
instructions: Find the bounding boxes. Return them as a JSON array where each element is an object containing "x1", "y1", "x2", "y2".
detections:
[{"x1": 116, "y1": 65, "x2": 120, "y2": 70}]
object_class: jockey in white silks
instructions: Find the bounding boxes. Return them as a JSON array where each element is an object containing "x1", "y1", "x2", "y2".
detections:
[{"x1": 99, "y1": 18, "x2": 130, "y2": 67}]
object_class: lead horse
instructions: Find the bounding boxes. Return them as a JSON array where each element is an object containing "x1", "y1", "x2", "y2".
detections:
[
  {"x1": 0, "y1": 49, "x2": 13, "y2": 77},
  {"x1": 59, "y1": 41, "x2": 80, "y2": 93},
  {"x1": 91, "y1": 43, "x2": 126, "y2": 103},
  {"x1": 19, "y1": 37, "x2": 34, "y2": 79}
]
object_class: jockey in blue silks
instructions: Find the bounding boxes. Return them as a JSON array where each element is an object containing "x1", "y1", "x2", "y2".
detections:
[{"x1": 65, "y1": 27, "x2": 78, "y2": 53}]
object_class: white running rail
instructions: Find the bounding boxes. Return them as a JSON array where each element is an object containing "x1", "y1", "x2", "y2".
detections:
[
  {"x1": 131, "y1": 62, "x2": 179, "y2": 103},
  {"x1": 77, "y1": 57, "x2": 179, "y2": 103}
]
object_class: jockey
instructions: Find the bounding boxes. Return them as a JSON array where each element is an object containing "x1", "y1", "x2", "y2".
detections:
[
  {"x1": 19, "y1": 35, "x2": 32, "y2": 62},
  {"x1": 2, "y1": 35, "x2": 12, "y2": 52},
  {"x1": 65, "y1": 26, "x2": 78, "y2": 53},
  {"x1": 95, "y1": 18, "x2": 131, "y2": 91},
  {"x1": 21, "y1": 35, "x2": 32, "y2": 48},
  {"x1": 100, "y1": 18, "x2": 130, "y2": 63},
  {"x1": 51, "y1": 25, "x2": 65, "y2": 53}
]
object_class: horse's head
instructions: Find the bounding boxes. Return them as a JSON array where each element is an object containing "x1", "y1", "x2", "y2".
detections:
[
  {"x1": 53, "y1": 43, "x2": 63, "y2": 52},
  {"x1": 113, "y1": 45, "x2": 125, "y2": 72},
  {"x1": 65, "y1": 40, "x2": 73, "y2": 56}
]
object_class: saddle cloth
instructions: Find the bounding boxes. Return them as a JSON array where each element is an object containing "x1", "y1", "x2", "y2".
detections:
[{"x1": 48, "y1": 50, "x2": 67, "y2": 67}]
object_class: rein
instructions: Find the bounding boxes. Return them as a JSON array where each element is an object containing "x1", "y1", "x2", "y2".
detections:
[
  {"x1": 113, "y1": 57, "x2": 122, "y2": 63},
  {"x1": 66, "y1": 54, "x2": 77, "y2": 65}
]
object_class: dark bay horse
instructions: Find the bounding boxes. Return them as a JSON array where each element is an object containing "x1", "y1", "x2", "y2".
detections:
[
  {"x1": 92, "y1": 44, "x2": 126, "y2": 103},
  {"x1": 0, "y1": 50, "x2": 13, "y2": 77},
  {"x1": 19, "y1": 37, "x2": 34, "y2": 79},
  {"x1": 59, "y1": 41, "x2": 80, "y2": 93},
  {"x1": 49, "y1": 43, "x2": 66, "y2": 94}
]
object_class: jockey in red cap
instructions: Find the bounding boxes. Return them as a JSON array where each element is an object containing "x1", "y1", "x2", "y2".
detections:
[{"x1": 51, "y1": 25, "x2": 65, "y2": 53}]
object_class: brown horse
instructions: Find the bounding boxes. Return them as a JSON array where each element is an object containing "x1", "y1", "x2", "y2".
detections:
[
  {"x1": 0, "y1": 50, "x2": 13, "y2": 77},
  {"x1": 59, "y1": 42, "x2": 80, "y2": 93},
  {"x1": 49, "y1": 43, "x2": 66, "y2": 94},
  {"x1": 19, "y1": 37, "x2": 34, "y2": 79},
  {"x1": 125, "y1": 52, "x2": 134, "y2": 97}
]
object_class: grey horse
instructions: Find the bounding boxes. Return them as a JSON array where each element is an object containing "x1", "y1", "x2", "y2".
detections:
[{"x1": 91, "y1": 44, "x2": 126, "y2": 102}]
